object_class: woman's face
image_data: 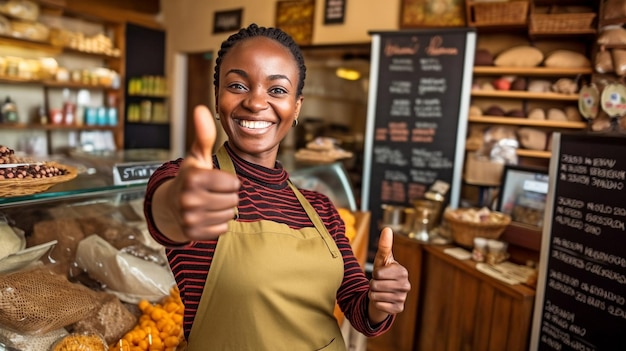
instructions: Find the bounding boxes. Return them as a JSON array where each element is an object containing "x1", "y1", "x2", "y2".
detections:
[{"x1": 216, "y1": 36, "x2": 303, "y2": 167}]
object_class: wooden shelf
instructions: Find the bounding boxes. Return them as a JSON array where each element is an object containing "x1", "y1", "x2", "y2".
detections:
[
  {"x1": 471, "y1": 90, "x2": 580, "y2": 101},
  {"x1": 0, "y1": 76, "x2": 43, "y2": 85},
  {"x1": 0, "y1": 34, "x2": 122, "y2": 59},
  {"x1": 44, "y1": 80, "x2": 119, "y2": 90},
  {"x1": 599, "y1": 18, "x2": 626, "y2": 27},
  {"x1": 62, "y1": 47, "x2": 122, "y2": 60},
  {"x1": 466, "y1": 145, "x2": 552, "y2": 159},
  {"x1": 0, "y1": 123, "x2": 119, "y2": 131},
  {"x1": 0, "y1": 77, "x2": 118, "y2": 91},
  {"x1": 529, "y1": 29, "x2": 597, "y2": 37},
  {"x1": 0, "y1": 35, "x2": 61, "y2": 54},
  {"x1": 127, "y1": 93, "x2": 169, "y2": 99},
  {"x1": 473, "y1": 66, "x2": 593, "y2": 76},
  {"x1": 517, "y1": 149, "x2": 551, "y2": 158},
  {"x1": 469, "y1": 116, "x2": 587, "y2": 129},
  {"x1": 125, "y1": 121, "x2": 170, "y2": 126}
]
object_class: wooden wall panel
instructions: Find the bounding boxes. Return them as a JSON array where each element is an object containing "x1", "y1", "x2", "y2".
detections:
[{"x1": 415, "y1": 246, "x2": 535, "y2": 351}]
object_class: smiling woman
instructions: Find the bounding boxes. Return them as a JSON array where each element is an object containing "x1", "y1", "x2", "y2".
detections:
[{"x1": 143, "y1": 23, "x2": 410, "y2": 350}]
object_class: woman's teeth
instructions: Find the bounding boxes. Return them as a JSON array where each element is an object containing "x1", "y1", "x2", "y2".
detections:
[{"x1": 238, "y1": 120, "x2": 272, "y2": 129}]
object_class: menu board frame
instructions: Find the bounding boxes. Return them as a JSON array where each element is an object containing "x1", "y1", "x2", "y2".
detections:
[
  {"x1": 361, "y1": 28, "x2": 476, "y2": 256},
  {"x1": 530, "y1": 132, "x2": 626, "y2": 351}
]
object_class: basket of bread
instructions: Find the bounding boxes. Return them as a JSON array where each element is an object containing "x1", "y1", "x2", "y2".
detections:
[
  {"x1": 444, "y1": 207, "x2": 511, "y2": 248},
  {"x1": 0, "y1": 145, "x2": 78, "y2": 197}
]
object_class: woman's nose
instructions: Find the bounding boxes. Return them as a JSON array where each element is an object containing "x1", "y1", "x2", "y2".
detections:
[{"x1": 242, "y1": 89, "x2": 268, "y2": 111}]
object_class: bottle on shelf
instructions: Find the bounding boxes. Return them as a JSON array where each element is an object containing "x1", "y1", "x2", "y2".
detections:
[
  {"x1": 128, "y1": 75, "x2": 167, "y2": 96},
  {"x1": 61, "y1": 89, "x2": 75, "y2": 125},
  {"x1": 1, "y1": 96, "x2": 19, "y2": 124},
  {"x1": 75, "y1": 89, "x2": 91, "y2": 126},
  {"x1": 38, "y1": 105, "x2": 48, "y2": 125},
  {"x1": 106, "y1": 92, "x2": 118, "y2": 126},
  {"x1": 85, "y1": 107, "x2": 97, "y2": 126},
  {"x1": 140, "y1": 99, "x2": 152, "y2": 122},
  {"x1": 96, "y1": 106, "x2": 107, "y2": 126}
]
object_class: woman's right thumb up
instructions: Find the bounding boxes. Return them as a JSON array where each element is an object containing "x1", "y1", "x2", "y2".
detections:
[{"x1": 189, "y1": 105, "x2": 217, "y2": 169}]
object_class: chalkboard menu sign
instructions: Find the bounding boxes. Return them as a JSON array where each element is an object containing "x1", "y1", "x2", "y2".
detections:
[
  {"x1": 361, "y1": 28, "x2": 476, "y2": 253},
  {"x1": 530, "y1": 133, "x2": 626, "y2": 351}
]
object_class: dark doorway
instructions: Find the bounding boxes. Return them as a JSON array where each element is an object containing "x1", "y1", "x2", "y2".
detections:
[
  {"x1": 184, "y1": 52, "x2": 214, "y2": 153},
  {"x1": 123, "y1": 23, "x2": 169, "y2": 150}
]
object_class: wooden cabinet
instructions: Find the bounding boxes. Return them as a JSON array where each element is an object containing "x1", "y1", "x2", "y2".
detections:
[
  {"x1": 0, "y1": 1, "x2": 125, "y2": 154},
  {"x1": 464, "y1": 0, "x2": 600, "y2": 162},
  {"x1": 415, "y1": 245, "x2": 535, "y2": 351},
  {"x1": 367, "y1": 236, "x2": 535, "y2": 351}
]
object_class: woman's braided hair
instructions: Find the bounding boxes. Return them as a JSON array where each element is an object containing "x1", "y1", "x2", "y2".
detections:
[{"x1": 213, "y1": 23, "x2": 306, "y2": 97}]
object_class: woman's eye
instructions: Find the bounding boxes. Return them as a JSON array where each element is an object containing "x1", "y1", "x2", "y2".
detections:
[
  {"x1": 228, "y1": 83, "x2": 247, "y2": 91},
  {"x1": 269, "y1": 87, "x2": 287, "y2": 95}
]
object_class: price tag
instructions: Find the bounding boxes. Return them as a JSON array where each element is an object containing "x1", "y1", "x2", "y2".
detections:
[
  {"x1": 578, "y1": 84, "x2": 599, "y2": 120},
  {"x1": 113, "y1": 161, "x2": 163, "y2": 185},
  {"x1": 600, "y1": 83, "x2": 626, "y2": 117}
]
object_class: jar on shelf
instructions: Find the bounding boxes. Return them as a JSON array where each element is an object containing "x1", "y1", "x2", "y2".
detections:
[
  {"x1": 1, "y1": 96, "x2": 19, "y2": 123},
  {"x1": 140, "y1": 100, "x2": 152, "y2": 123}
]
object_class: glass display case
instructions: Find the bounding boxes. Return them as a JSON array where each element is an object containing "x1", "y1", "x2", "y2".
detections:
[
  {"x1": 0, "y1": 149, "x2": 172, "y2": 278},
  {"x1": 0, "y1": 150, "x2": 178, "y2": 349}
]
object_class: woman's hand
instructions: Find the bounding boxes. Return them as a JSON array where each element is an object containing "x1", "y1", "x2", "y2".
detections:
[
  {"x1": 368, "y1": 227, "x2": 411, "y2": 325},
  {"x1": 153, "y1": 105, "x2": 240, "y2": 242}
]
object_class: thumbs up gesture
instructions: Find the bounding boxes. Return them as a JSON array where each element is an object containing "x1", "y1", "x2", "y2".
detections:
[
  {"x1": 165, "y1": 105, "x2": 240, "y2": 241},
  {"x1": 368, "y1": 227, "x2": 411, "y2": 325}
]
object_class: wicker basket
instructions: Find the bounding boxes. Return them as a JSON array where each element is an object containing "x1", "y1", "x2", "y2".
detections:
[
  {"x1": 0, "y1": 162, "x2": 78, "y2": 198},
  {"x1": 470, "y1": 1, "x2": 529, "y2": 26},
  {"x1": 444, "y1": 209, "x2": 511, "y2": 248},
  {"x1": 530, "y1": 12, "x2": 596, "y2": 33}
]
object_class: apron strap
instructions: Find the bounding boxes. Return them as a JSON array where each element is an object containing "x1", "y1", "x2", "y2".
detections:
[
  {"x1": 216, "y1": 146, "x2": 239, "y2": 219},
  {"x1": 215, "y1": 144, "x2": 338, "y2": 258},
  {"x1": 288, "y1": 182, "x2": 339, "y2": 258}
]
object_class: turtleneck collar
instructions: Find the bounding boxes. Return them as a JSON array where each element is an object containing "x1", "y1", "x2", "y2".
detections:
[{"x1": 222, "y1": 142, "x2": 289, "y2": 188}]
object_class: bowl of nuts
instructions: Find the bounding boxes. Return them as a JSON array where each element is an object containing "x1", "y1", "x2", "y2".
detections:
[{"x1": 0, "y1": 146, "x2": 78, "y2": 198}]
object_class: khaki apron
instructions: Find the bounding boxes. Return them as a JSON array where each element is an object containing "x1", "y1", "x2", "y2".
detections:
[{"x1": 186, "y1": 146, "x2": 346, "y2": 351}]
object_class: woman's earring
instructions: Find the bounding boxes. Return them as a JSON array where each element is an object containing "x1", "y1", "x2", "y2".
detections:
[
  {"x1": 292, "y1": 119, "x2": 298, "y2": 127},
  {"x1": 215, "y1": 113, "x2": 220, "y2": 121}
]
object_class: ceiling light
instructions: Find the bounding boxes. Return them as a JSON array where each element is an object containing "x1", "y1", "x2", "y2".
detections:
[{"x1": 335, "y1": 67, "x2": 361, "y2": 81}]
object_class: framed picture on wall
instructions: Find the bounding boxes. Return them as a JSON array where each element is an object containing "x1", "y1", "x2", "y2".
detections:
[
  {"x1": 400, "y1": 0, "x2": 466, "y2": 28},
  {"x1": 213, "y1": 8, "x2": 243, "y2": 34},
  {"x1": 324, "y1": 0, "x2": 346, "y2": 24},
  {"x1": 276, "y1": 0, "x2": 315, "y2": 45}
]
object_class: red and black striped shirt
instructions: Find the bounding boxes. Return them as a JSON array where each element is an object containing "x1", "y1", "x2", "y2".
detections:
[{"x1": 144, "y1": 144, "x2": 393, "y2": 339}]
